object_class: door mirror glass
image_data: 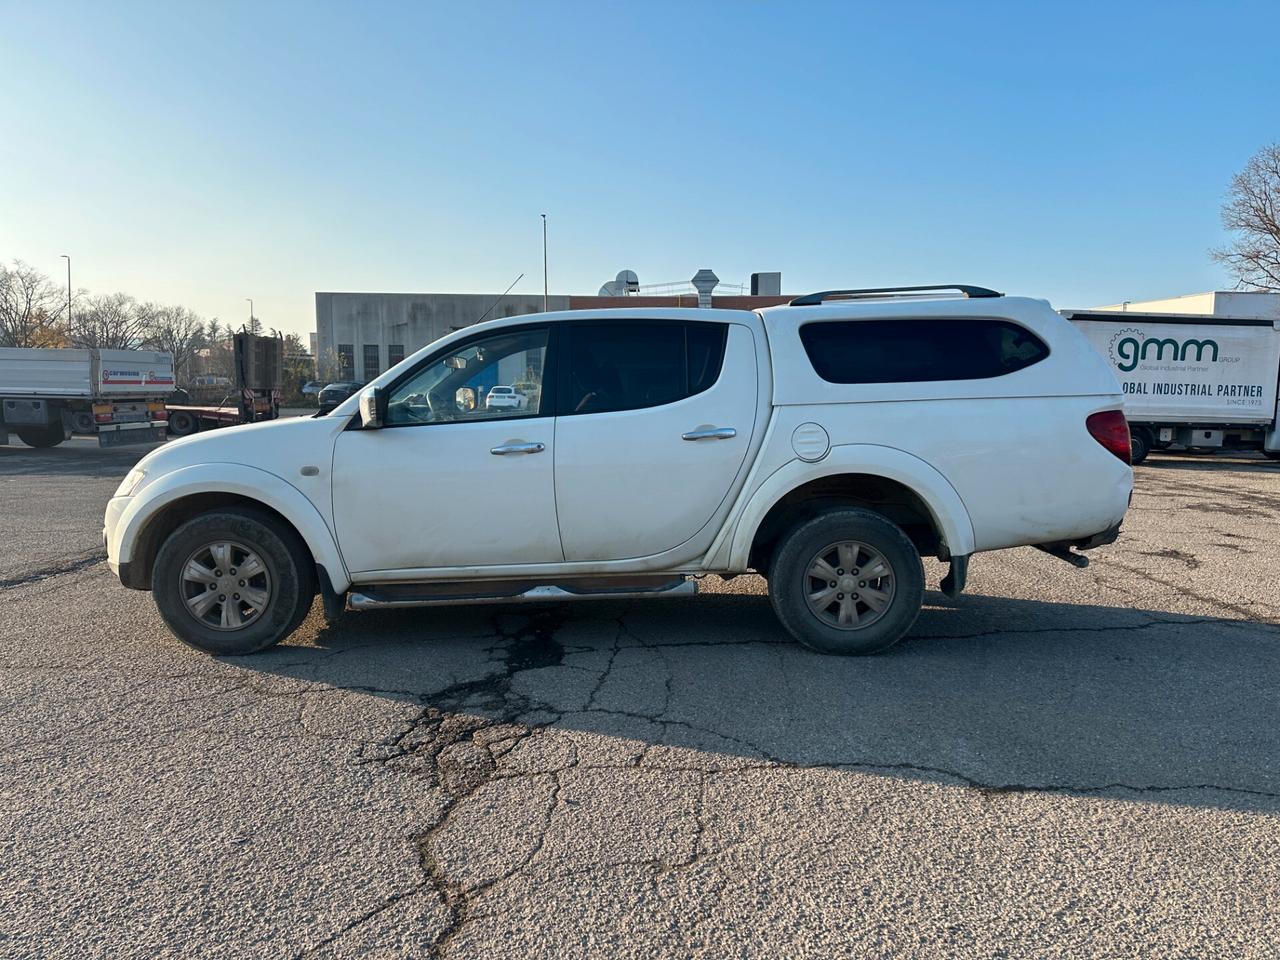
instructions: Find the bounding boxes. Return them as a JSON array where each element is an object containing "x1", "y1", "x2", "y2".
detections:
[{"x1": 358, "y1": 386, "x2": 385, "y2": 428}]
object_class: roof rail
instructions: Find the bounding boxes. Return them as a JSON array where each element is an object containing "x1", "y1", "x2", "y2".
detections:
[{"x1": 788, "y1": 285, "x2": 1003, "y2": 306}]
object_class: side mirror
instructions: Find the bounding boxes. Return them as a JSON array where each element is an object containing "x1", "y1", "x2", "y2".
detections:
[{"x1": 359, "y1": 386, "x2": 386, "y2": 428}]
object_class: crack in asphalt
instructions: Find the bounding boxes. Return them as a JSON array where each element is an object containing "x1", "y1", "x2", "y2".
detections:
[
  {"x1": 0, "y1": 552, "x2": 106, "y2": 590},
  {"x1": 299, "y1": 599, "x2": 1280, "y2": 957},
  {"x1": 1090, "y1": 556, "x2": 1280, "y2": 624}
]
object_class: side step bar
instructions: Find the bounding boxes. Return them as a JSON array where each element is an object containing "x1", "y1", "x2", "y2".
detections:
[{"x1": 348, "y1": 576, "x2": 696, "y2": 610}]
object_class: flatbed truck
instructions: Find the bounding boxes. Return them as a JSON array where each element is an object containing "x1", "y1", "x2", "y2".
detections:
[
  {"x1": 0, "y1": 347, "x2": 174, "y2": 448},
  {"x1": 164, "y1": 332, "x2": 284, "y2": 437}
]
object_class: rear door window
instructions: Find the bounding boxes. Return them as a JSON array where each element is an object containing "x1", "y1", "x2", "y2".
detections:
[
  {"x1": 799, "y1": 318, "x2": 1048, "y2": 384},
  {"x1": 561, "y1": 321, "x2": 728, "y2": 415}
]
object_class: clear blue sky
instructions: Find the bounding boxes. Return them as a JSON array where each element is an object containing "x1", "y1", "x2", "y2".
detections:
[{"x1": 2, "y1": 0, "x2": 1277, "y2": 337}]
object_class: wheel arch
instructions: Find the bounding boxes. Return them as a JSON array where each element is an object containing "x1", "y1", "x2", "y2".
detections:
[
  {"x1": 722, "y1": 445, "x2": 976, "y2": 573},
  {"x1": 113, "y1": 464, "x2": 349, "y2": 592}
]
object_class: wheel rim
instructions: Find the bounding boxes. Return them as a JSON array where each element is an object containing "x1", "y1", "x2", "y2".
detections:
[
  {"x1": 803, "y1": 540, "x2": 896, "y2": 630},
  {"x1": 180, "y1": 541, "x2": 272, "y2": 631}
]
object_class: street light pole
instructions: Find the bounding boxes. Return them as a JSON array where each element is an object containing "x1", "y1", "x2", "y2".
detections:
[
  {"x1": 59, "y1": 255, "x2": 71, "y2": 326},
  {"x1": 541, "y1": 214, "x2": 548, "y2": 313}
]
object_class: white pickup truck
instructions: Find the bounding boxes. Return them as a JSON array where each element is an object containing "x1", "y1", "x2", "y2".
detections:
[
  {"x1": 0, "y1": 347, "x2": 174, "y2": 448},
  {"x1": 105, "y1": 286, "x2": 1133, "y2": 656}
]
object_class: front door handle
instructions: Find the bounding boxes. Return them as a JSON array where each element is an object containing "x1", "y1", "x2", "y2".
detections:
[
  {"x1": 682, "y1": 426, "x2": 737, "y2": 441},
  {"x1": 490, "y1": 441, "x2": 545, "y2": 455}
]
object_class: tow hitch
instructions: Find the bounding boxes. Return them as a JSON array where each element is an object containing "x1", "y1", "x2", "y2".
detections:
[{"x1": 1033, "y1": 543, "x2": 1090, "y2": 568}]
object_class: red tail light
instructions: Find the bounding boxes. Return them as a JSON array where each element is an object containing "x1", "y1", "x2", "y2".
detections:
[{"x1": 1086, "y1": 410, "x2": 1131, "y2": 464}]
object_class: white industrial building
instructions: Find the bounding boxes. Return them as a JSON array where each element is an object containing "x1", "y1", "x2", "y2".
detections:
[
  {"x1": 315, "y1": 292, "x2": 569, "y2": 382},
  {"x1": 1091, "y1": 290, "x2": 1280, "y2": 320},
  {"x1": 314, "y1": 269, "x2": 785, "y2": 382}
]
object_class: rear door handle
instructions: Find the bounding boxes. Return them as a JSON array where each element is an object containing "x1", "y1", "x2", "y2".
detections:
[
  {"x1": 490, "y1": 441, "x2": 545, "y2": 455},
  {"x1": 681, "y1": 426, "x2": 737, "y2": 441}
]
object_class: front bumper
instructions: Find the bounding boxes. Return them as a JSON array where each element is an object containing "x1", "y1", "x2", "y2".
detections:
[{"x1": 103, "y1": 495, "x2": 142, "y2": 587}]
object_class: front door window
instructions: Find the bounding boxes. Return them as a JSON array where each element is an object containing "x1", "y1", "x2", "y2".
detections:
[{"x1": 386, "y1": 327, "x2": 548, "y2": 425}]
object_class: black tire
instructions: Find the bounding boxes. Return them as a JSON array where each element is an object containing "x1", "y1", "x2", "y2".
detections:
[
  {"x1": 1129, "y1": 428, "x2": 1151, "y2": 466},
  {"x1": 71, "y1": 411, "x2": 96, "y2": 434},
  {"x1": 767, "y1": 508, "x2": 925, "y2": 655},
  {"x1": 168, "y1": 410, "x2": 199, "y2": 437},
  {"x1": 152, "y1": 507, "x2": 315, "y2": 655},
  {"x1": 16, "y1": 425, "x2": 65, "y2": 448}
]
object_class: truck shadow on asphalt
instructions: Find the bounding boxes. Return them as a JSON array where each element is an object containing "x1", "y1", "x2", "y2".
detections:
[{"x1": 228, "y1": 587, "x2": 1280, "y2": 812}]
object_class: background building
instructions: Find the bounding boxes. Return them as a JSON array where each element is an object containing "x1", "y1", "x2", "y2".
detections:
[
  {"x1": 1090, "y1": 290, "x2": 1280, "y2": 319},
  {"x1": 315, "y1": 292, "x2": 570, "y2": 382},
  {"x1": 314, "y1": 269, "x2": 788, "y2": 381}
]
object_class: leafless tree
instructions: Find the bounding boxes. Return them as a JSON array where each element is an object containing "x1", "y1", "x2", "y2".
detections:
[
  {"x1": 1212, "y1": 143, "x2": 1280, "y2": 292},
  {"x1": 140, "y1": 303, "x2": 206, "y2": 386},
  {"x1": 201, "y1": 318, "x2": 234, "y2": 380},
  {"x1": 315, "y1": 346, "x2": 342, "y2": 382},
  {"x1": 0, "y1": 260, "x2": 67, "y2": 347},
  {"x1": 68, "y1": 292, "x2": 150, "y2": 349}
]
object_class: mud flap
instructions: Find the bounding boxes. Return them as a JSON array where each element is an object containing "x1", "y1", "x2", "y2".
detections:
[
  {"x1": 940, "y1": 554, "x2": 969, "y2": 598},
  {"x1": 316, "y1": 565, "x2": 347, "y2": 623}
]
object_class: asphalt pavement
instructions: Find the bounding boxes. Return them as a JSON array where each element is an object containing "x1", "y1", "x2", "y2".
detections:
[{"x1": 2, "y1": 435, "x2": 1279, "y2": 958}]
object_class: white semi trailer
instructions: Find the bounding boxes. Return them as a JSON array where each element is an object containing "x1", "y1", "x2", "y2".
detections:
[
  {"x1": 0, "y1": 347, "x2": 174, "y2": 448},
  {"x1": 1064, "y1": 311, "x2": 1280, "y2": 463}
]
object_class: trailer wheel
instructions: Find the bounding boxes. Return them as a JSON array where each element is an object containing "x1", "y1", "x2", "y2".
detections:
[
  {"x1": 168, "y1": 410, "x2": 199, "y2": 437},
  {"x1": 16, "y1": 425, "x2": 65, "y2": 449},
  {"x1": 71, "y1": 411, "x2": 96, "y2": 434}
]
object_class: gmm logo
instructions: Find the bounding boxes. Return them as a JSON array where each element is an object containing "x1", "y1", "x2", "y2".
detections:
[{"x1": 1110, "y1": 328, "x2": 1219, "y2": 372}]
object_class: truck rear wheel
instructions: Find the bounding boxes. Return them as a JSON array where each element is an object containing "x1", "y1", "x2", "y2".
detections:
[
  {"x1": 152, "y1": 508, "x2": 315, "y2": 655},
  {"x1": 767, "y1": 508, "x2": 924, "y2": 656},
  {"x1": 1130, "y1": 427, "x2": 1152, "y2": 465},
  {"x1": 16, "y1": 425, "x2": 65, "y2": 448}
]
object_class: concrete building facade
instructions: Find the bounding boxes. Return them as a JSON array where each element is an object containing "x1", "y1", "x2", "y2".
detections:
[
  {"x1": 315, "y1": 292, "x2": 571, "y2": 382},
  {"x1": 314, "y1": 289, "x2": 791, "y2": 381}
]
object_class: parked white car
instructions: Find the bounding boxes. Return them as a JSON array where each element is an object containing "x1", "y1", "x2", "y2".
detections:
[
  {"x1": 484, "y1": 385, "x2": 528, "y2": 411},
  {"x1": 105, "y1": 285, "x2": 1132, "y2": 656}
]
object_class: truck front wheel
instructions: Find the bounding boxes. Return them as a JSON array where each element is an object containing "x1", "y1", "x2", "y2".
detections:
[
  {"x1": 767, "y1": 508, "x2": 924, "y2": 655},
  {"x1": 16, "y1": 425, "x2": 65, "y2": 448},
  {"x1": 152, "y1": 508, "x2": 315, "y2": 655}
]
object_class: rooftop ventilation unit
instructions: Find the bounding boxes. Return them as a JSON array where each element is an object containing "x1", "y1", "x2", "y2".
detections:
[
  {"x1": 597, "y1": 269, "x2": 640, "y2": 297},
  {"x1": 691, "y1": 269, "x2": 719, "y2": 308}
]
